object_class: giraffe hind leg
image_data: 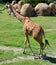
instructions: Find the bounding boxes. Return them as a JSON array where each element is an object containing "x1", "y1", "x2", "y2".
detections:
[{"x1": 23, "y1": 36, "x2": 27, "y2": 54}]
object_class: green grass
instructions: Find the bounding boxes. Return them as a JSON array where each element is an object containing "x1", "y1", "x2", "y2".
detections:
[
  {"x1": 1, "y1": 60, "x2": 52, "y2": 65},
  {"x1": 31, "y1": 16, "x2": 56, "y2": 29},
  {"x1": 0, "y1": 3, "x2": 56, "y2": 65},
  {"x1": 0, "y1": 50, "x2": 18, "y2": 62}
]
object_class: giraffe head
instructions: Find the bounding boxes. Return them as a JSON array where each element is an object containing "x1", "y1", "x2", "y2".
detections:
[{"x1": 4, "y1": 2, "x2": 10, "y2": 9}]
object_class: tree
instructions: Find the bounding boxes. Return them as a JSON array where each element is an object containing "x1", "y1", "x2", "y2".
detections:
[{"x1": 21, "y1": 0, "x2": 53, "y2": 7}]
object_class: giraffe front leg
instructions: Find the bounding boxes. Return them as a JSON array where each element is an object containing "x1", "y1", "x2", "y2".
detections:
[
  {"x1": 27, "y1": 35, "x2": 35, "y2": 56},
  {"x1": 23, "y1": 31, "x2": 35, "y2": 56}
]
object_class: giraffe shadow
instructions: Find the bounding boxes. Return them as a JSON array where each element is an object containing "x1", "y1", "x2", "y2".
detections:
[{"x1": 43, "y1": 55, "x2": 56, "y2": 64}]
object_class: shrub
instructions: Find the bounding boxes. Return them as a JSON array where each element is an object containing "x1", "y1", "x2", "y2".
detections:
[
  {"x1": 21, "y1": 0, "x2": 53, "y2": 7},
  {"x1": 21, "y1": 0, "x2": 40, "y2": 7}
]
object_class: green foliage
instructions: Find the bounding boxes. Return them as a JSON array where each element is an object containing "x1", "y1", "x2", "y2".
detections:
[
  {"x1": 46, "y1": 0, "x2": 53, "y2": 3},
  {"x1": 22, "y1": 0, "x2": 53, "y2": 7},
  {"x1": 21, "y1": 0, "x2": 39, "y2": 7}
]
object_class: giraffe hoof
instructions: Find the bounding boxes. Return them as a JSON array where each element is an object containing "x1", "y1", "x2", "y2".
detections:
[
  {"x1": 39, "y1": 54, "x2": 47, "y2": 59},
  {"x1": 34, "y1": 56, "x2": 39, "y2": 59},
  {"x1": 38, "y1": 55, "x2": 43, "y2": 59},
  {"x1": 33, "y1": 54, "x2": 39, "y2": 59},
  {"x1": 31, "y1": 53, "x2": 35, "y2": 56},
  {"x1": 23, "y1": 51, "x2": 26, "y2": 54},
  {"x1": 39, "y1": 56, "x2": 43, "y2": 59},
  {"x1": 42, "y1": 54, "x2": 47, "y2": 59}
]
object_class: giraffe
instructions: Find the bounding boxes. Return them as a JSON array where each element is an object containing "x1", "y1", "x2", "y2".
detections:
[
  {"x1": 2, "y1": 2, "x2": 15, "y2": 16},
  {"x1": 2, "y1": 0, "x2": 22, "y2": 16},
  {"x1": 11, "y1": 4, "x2": 50, "y2": 58}
]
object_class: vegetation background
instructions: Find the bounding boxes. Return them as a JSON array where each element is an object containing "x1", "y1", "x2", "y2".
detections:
[{"x1": 0, "y1": 0, "x2": 55, "y2": 7}]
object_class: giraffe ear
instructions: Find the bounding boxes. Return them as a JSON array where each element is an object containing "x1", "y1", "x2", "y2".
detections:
[{"x1": 7, "y1": 2, "x2": 9, "y2": 4}]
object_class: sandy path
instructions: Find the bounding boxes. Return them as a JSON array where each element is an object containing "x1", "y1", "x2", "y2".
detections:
[
  {"x1": 0, "y1": 45, "x2": 23, "y2": 53},
  {"x1": 0, "y1": 45, "x2": 34, "y2": 64},
  {"x1": 0, "y1": 56, "x2": 34, "y2": 64}
]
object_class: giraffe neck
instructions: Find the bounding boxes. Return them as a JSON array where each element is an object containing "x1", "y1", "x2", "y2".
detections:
[{"x1": 11, "y1": 4, "x2": 25, "y2": 24}]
